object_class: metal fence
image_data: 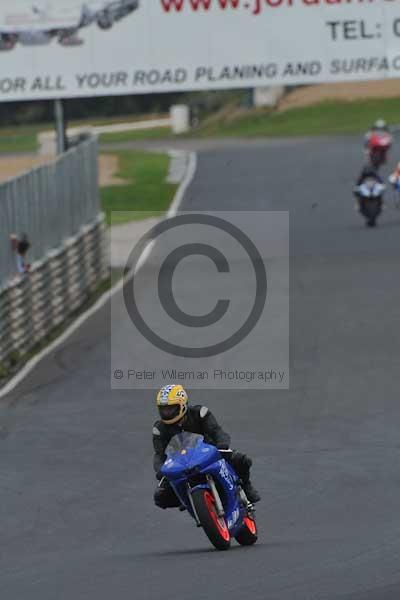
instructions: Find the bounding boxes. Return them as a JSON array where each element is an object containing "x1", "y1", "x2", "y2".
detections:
[{"x1": 0, "y1": 136, "x2": 99, "y2": 287}]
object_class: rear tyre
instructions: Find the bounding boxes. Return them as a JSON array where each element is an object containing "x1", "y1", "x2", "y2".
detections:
[
  {"x1": 235, "y1": 515, "x2": 258, "y2": 546},
  {"x1": 367, "y1": 218, "x2": 376, "y2": 228},
  {"x1": 191, "y1": 489, "x2": 230, "y2": 551}
]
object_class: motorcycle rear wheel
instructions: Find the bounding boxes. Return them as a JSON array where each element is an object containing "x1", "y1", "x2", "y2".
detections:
[{"x1": 191, "y1": 489, "x2": 230, "y2": 551}]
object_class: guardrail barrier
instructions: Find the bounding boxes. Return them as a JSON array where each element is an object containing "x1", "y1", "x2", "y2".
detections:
[{"x1": 0, "y1": 137, "x2": 108, "y2": 370}]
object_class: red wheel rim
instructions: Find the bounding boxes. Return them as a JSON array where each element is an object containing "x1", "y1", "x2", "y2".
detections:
[
  {"x1": 244, "y1": 517, "x2": 257, "y2": 535},
  {"x1": 204, "y1": 491, "x2": 230, "y2": 542}
]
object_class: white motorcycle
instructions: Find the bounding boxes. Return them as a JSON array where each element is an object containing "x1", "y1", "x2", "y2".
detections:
[{"x1": 354, "y1": 177, "x2": 385, "y2": 228}]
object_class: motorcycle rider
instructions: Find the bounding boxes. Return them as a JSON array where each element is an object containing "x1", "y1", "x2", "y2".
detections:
[
  {"x1": 364, "y1": 119, "x2": 392, "y2": 168},
  {"x1": 354, "y1": 164, "x2": 384, "y2": 213},
  {"x1": 153, "y1": 384, "x2": 261, "y2": 509},
  {"x1": 364, "y1": 119, "x2": 390, "y2": 146},
  {"x1": 356, "y1": 164, "x2": 384, "y2": 187},
  {"x1": 389, "y1": 161, "x2": 400, "y2": 190}
]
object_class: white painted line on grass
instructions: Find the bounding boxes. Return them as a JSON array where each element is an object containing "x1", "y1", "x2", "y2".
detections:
[{"x1": 0, "y1": 151, "x2": 198, "y2": 399}]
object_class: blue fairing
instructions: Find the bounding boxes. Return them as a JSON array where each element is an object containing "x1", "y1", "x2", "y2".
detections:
[
  {"x1": 161, "y1": 440, "x2": 220, "y2": 480},
  {"x1": 160, "y1": 433, "x2": 246, "y2": 535}
]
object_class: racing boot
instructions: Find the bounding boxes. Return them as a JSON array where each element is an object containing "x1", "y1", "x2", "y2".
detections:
[{"x1": 243, "y1": 480, "x2": 261, "y2": 504}]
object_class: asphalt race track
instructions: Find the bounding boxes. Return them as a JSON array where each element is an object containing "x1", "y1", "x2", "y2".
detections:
[{"x1": 1, "y1": 136, "x2": 400, "y2": 600}]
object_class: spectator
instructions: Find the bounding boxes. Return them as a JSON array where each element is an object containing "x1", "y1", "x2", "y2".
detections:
[{"x1": 10, "y1": 233, "x2": 31, "y2": 274}]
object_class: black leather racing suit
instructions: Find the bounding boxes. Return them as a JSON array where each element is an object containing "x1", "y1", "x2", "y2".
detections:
[
  {"x1": 356, "y1": 165, "x2": 383, "y2": 186},
  {"x1": 153, "y1": 405, "x2": 253, "y2": 508}
]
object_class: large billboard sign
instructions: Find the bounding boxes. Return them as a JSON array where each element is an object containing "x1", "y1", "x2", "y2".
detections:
[{"x1": 1, "y1": 0, "x2": 400, "y2": 101}]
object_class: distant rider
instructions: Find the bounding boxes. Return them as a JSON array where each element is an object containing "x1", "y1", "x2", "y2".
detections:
[
  {"x1": 153, "y1": 384, "x2": 261, "y2": 509},
  {"x1": 364, "y1": 119, "x2": 391, "y2": 147},
  {"x1": 356, "y1": 164, "x2": 383, "y2": 187},
  {"x1": 389, "y1": 162, "x2": 400, "y2": 191},
  {"x1": 354, "y1": 164, "x2": 384, "y2": 212},
  {"x1": 364, "y1": 119, "x2": 392, "y2": 168}
]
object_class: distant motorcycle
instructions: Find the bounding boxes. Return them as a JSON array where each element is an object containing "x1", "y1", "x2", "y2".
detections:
[
  {"x1": 366, "y1": 132, "x2": 392, "y2": 170},
  {"x1": 160, "y1": 432, "x2": 258, "y2": 551},
  {"x1": 354, "y1": 177, "x2": 385, "y2": 228}
]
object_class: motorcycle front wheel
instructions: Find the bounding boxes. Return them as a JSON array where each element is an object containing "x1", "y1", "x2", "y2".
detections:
[
  {"x1": 235, "y1": 515, "x2": 258, "y2": 546},
  {"x1": 191, "y1": 489, "x2": 230, "y2": 551}
]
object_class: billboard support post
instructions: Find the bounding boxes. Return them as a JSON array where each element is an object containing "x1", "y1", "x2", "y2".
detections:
[{"x1": 54, "y1": 99, "x2": 66, "y2": 155}]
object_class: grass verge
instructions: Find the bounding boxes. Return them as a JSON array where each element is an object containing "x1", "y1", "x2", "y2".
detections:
[
  {"x1": 3, "y1": 96, "x2": 400, "y2": 153},
  {"x1": 0, "y1": 125, "x2": 39, "y2": 153},
  {"x1": 100, "y1": 150, "x2": 177, "y2": 226},
  {"x1": 99, "y1": 97, "x2": 400, "y2": 143},
  {"x1": 0, "y1": 114, "x2": 168, "y2": 155},
  {"x1": 197, "y1": 98, "x2": 400, "y2": 138},
  {"x1": 99, "y1": 126, "x2": 172, "y2": 144}
]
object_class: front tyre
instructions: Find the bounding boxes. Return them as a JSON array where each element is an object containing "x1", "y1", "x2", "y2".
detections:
[
  {"x1": 191, "y1": 489, "x2": 230, "y2": 551},
  {"x1": 235, "y1": 515, "x2": 258, "y2": 546}
]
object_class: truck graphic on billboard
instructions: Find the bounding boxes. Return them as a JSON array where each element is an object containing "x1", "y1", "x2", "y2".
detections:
[{"x1": 0, "y1": 0, "x2": 139, "y2": 50}]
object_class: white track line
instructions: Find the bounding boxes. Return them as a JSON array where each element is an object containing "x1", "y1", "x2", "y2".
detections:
[
  {"x1": 0, "y1": 151, "x2": 197, "y2": 399},
  {"x1": 168, "y1": 151, "x2": 197, "y2": 218}
]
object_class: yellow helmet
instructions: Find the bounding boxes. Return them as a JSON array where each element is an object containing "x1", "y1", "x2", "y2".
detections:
[{"x1": 156, "y1": 384, "x2": 188, "y2": 424}]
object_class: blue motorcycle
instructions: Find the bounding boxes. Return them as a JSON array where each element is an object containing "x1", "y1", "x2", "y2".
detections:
[{"x1": 160, "y1": 432, "x2": 258, "y2": 551}]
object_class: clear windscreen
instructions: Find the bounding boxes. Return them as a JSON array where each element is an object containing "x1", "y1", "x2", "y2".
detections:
[{"x1": 165, "y1": 432, "x2": 204, "y2": 457}]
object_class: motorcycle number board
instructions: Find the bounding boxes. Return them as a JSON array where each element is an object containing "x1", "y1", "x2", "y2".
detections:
[{"x1": 0, "y1": 0, "x2": 399, "y2": 100}]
